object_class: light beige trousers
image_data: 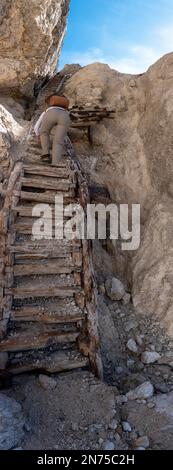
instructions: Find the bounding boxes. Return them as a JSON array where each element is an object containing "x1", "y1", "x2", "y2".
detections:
[{"x1": 39, "y1": 108, "x2": 70, "y2": 165}]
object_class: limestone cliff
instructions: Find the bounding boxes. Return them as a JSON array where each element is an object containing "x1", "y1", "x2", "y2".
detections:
[
  {"x1": 0, "y1": 0, "x2": 70, "y2": 184},
  {"x1": 0, "y1": 0, "x2": 70, "y2": 97},
  {"x1": 0, "y1": 103, "x2": 27, "y2": 186},
  {"x1": 64, "y1": 53, "x2": 173, "y2": 335},
  {"x1": 65, "y1": 55, "x2": 173, "y2": 211}
]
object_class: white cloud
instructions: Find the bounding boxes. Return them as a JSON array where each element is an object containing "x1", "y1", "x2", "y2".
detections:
[
  {"x1": 60, "y1": 48, "x2": 106, "y2": 67},
  {"x1": 108, "y1": 46, "x2": 160, "y2": 74},
  {"x1": 131, "y1": 46, "x2": 159, "y2": 62},
  {"x1": 60, "y1": 23, "x2": 173, "y2": 75},
  {"x1": 60, "y1": 45, "x2": 163, "y2": 75}
]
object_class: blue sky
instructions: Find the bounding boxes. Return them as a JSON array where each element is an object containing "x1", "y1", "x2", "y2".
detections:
[{"x1": 59, "y1": 0, "x2": 173, "y2": 74}]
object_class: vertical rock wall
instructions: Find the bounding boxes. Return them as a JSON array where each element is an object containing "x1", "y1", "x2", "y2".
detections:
[
  {"x1": 64, "y1": 54, "x2": 173, "y2": 335},
  {"x1": 0, "y1": 0, "x2": 70, "y2": 97}
]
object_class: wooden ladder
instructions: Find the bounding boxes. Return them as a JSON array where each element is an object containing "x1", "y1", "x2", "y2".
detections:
[{"x1": 0, "y1": 133, "x2": 102, "y2": 378}]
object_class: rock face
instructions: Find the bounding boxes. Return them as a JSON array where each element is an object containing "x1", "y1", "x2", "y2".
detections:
[
  {"x1": 64, "y1": 53, "x2": 173, "y2": 335},
  {"x1": 0, "y1": 393, "x2": 25, "y2": 449},
  {"x1": 0, "y1": 103, "x2": 26, "y2": 183},
  {"x1": 65, "y1": 54, "x2": 173, "y2": 211},
  {"x1": 65, "y1": 62, "x2": 154, "y2": 210},
  {"x1": 0, "y1": 0, "x2": 70, "y2": 96},
  {"x1": 133, "y1": 199, "x2": 173, "y2": 336}
]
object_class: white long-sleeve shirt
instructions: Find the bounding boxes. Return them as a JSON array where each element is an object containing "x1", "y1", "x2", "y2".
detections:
[{"x1": 34, "y1": 106, "x2": 68, "y2": 136}]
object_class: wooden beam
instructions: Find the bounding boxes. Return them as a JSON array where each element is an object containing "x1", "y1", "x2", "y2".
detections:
[
  {"x1": 0, "y1": 330, "x2": 79, "y2": 352},
  {"x1": 13, "y1": 261, "x2": 81, "y2": 276},
  {"x1": 21, "y1": 177, "x2": 74, "y2": 191},
  {"x1": 9, "y1": 242, "x2": 81, "y2": 255},
  {"x1": 16, "y1": 191, "x2": 77, "y2": 205},
  {"x1": 14, "y1": 252, "x2": 73, "y2": 261},
  {"x1": 11, "y1": 307, "x2": 84, "y2": 324},
  {"x1": 5, "y1": 285, "x2": 82, "y2": 299},
  {"x1": 9, "y1": 351, "x2": 88, "y2": 374},
  {"x1": 23, "y1": 165, "x2": 72, "y2": 179}
]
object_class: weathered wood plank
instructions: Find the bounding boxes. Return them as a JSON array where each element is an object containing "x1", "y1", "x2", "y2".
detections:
[
  {"x1": 12, "y1": 205, "x2": 76, "y2": 218},
  {"x1": 14, "y1": 256, "x2": 74, "y2": 266},
  {"x1": 16, "y1": 191, "x2": 77, "y2": 204},
  {"x1": 9, "y1": 351, "x2": 88, "y2": 374},
  {"x1": 9, "y1": 242, "x2": 81, "y2": 255},
  {"x1": 14, "y1": 224, "x2": 52, "y2": 235},
  {"x1": 13, "y1": 261, "x2": 81, "y2": 276},
  {"x1": 23, "y1": 165, "x2": 73, "y2": 179},
  {"x1": 14, "y1": 252, "x2": 73, "y2": 261},
  {"x1": 14, "y1": 221, "x2": 77, "y2": 234},
  {"x1": 5, "y1": 286, "x2": 81, "y2": 299},
  {"x1": 21, "y1": 177, "x2": 74, "y2": 191},
  {"x1": 0, "y1": 331, "x2": 79, "y2": 352},
  {"x1": 11, "y1": 307, "x2": 84, "y2": 324}
]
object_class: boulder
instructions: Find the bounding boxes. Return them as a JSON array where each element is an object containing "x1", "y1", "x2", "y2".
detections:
[
  {"x1": 122, "y1": 421, "x2": 132, "y2": 432},
  {"x1": 126, "y1": 339, "x2": 138, "y2": 354},
  {"x1": 126, "y1": 381, "x2": 154, "y2": 400},
  {"x1": 134, "y1": 436, "x2": 149, "y2": 449},
  {"x1": 105, "y1": 277, "x2": 126, "y2": 301},
  {"x1": 122, "y1": 373, "x2": 146, "y2": 394},
  {"x1": 141, "y1": 351, "x2": 161, "y2": 365},
  {"x1": 103, "y1": 440, "x2": 115, "y2": 451}
]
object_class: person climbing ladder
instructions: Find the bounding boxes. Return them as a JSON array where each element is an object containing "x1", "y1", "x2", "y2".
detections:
[{"x1": 34, "y1": 94, "x2": 70, "y2": 165}]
